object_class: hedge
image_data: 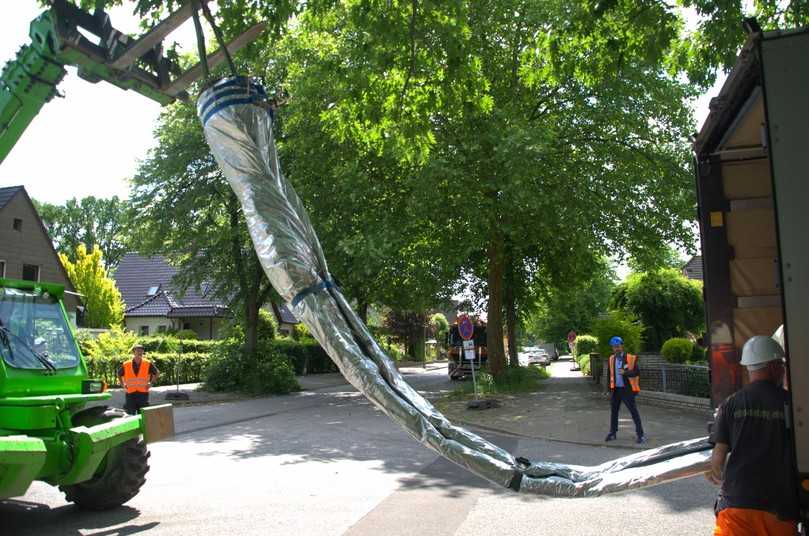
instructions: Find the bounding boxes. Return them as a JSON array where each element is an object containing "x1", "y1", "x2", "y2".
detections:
[
  {"x1": 83, "y1": 336, "x2": 332, "y2": 392},
  {"x1": 271, "y1": 339, "x2": 336, "y2": 374},
  {"x1": 84, "y1": 352, "x2": 210, "y2": 387}
]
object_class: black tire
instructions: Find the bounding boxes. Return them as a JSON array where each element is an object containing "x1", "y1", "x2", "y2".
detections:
[{"x1": 60, "y1": 408, "x2": 151, "y2": 510}]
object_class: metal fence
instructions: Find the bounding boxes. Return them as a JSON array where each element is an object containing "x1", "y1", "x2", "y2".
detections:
[{"x1": 590, "y1": 354, "x2": 710, "y2": 399}]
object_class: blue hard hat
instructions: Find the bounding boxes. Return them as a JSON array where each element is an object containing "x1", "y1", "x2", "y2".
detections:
[{"x1": 609, "y1": 336, "x2": 624, "y2": 346}]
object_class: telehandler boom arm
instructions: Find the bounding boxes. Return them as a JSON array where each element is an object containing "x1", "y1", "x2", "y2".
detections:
[{"x1": 0, "y1": 0, "x2": 264, "y2": 164}]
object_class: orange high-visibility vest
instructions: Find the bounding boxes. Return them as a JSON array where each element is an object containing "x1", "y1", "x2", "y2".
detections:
[
  {"x1": 609, "y1": 353, "x2": 640, "y2": 392},
  {"x1": 123, "y1": 359, "x2": 151, "y2": 394}
]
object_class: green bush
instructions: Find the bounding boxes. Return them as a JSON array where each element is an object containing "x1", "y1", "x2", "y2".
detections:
[
  {"x1": 178, "y1": 339, "x2": 218, "y2": 354},
  {"x1": 137, "y1": 336, "x2": 180, "y2": 353},
  {"x1": 661, "y1": 337, "x2": 694, "y2": 364},
  {"x1": 220, "y1": 309, "x2": 277, "y2": 342},
  {"x1": 79, "y1": 326, "x2": 137, "y2": 360},
  {"x1": 175, "y1": 329, "x2": 199, "y2": 340},
  {"x1": 271, "y1": 339, "x2": 335, "y2": 374},
  {"x1": 574, "y1": 335, "x2": 599, "y2": 357},
  {"x1": 577, "y1": 354, "x2": 591, "y2": 375},
  {"x1": 205, "y1": 340, "x2": 299, "y2": 395},
  {"x1": 290, "y1": 321, "x2": 313, "y2": 341},
  {"x1": 691, "y1": 343, "x2": 708, "y2": 363},
  {"x1": 610, "y1": 268, "x2": 704, "y2": 351},
  {"x1": 592, "y1": 311, "x2": 644, "y2": 358}
]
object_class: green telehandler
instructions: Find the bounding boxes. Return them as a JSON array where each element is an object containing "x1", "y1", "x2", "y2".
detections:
[
  {"x1": 0, "y1": 277, "x2": 174, "y2": 508},
  {"x1": 0, "y1": 0, "x2": 263, "y2": 507}
]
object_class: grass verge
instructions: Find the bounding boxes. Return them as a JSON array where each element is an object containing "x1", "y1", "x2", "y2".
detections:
[{"x1": 445, "y1": 365, "x2": 549, "y2": 401}]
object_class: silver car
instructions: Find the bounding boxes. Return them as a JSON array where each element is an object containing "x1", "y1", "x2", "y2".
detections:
[{"x1": 526, "y1": 349, "x2": 551, "y2": 367}]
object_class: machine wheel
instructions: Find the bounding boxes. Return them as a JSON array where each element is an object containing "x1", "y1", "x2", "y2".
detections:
[{"x1": 60, "y1": 407, "x2": 151, "y2": 510}]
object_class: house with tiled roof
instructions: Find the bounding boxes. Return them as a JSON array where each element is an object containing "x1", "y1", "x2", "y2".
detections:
[
  {"x1": 114, "y1": 253, "x2": 229, "y2": 339},
  {"x1": 114, "y1": 253, "x2": 301, "y2": 339},
  {"x1": 682, "y1": 255, "x2": 703, "y2": 281},
  {"x1": 0, "y1": 185, "x2": 81, "y2": 322}
]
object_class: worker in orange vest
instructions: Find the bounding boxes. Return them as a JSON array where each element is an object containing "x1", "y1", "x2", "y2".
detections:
[
  {"x1": 604, "y1": 336, "x2": 646, "y2": 444},
  {"x1": 117, "y1": 344, "x2": 159, "y2": 415}
]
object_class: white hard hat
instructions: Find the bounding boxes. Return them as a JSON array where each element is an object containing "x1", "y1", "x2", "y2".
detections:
[
  {"x1": 741, "y1": 335, "x2": 785, "y2": 368},
  {"x1": 772, "y1": 325, "x2": 785, "y2": 350}
]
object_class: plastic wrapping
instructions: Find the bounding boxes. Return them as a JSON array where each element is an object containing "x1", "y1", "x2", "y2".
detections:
[{"x1": 197, "y1": 76, "x2": 713, "y2": 496}]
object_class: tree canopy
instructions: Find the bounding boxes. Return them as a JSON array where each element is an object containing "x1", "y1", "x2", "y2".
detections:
[
  {"x1": 128, "y1": 102, "x2": 277, "y2": 355},
  {"x1": 35, "y1": 196, "x2": 131, "y2": 268},
  {"x1": 610, "y1": 268, "x2": 704, "y2": 351},
  {"x1": 59, "y1": 244, "x2": 124, "y2": 328},
  {"x1": 104, "y1": 0, "x2": 809, "y2": 375}
]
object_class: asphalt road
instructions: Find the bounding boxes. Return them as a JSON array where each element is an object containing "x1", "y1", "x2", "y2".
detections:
[{"x1": 3, "y1": 364, "x2": 716, "y2": 536}]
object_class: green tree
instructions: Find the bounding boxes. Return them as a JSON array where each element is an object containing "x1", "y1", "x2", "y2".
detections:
[
  {"x1": 627, "y1": 245, "x2": 686, "y2": 274},
  {"x1": 526, "y1": 257, "x2": 616, "y2": 345},
  {"x1": 35, "y1": 196, "x2": 131, "y2": 268},
  {"x1": 592, "y1": 311, "x2": 645, "y2": 358},
  {"x1": 269, "y1": 1, "x2": 699, "y2": 378},
  {"x1": 611, "y1": 268, "x2": 704, "y2": 351},
  {"x1": 108, "y1": 0, "x2": 809, "y2": 378},
  {"x1": 384, "y1": 309, "x2": 429, "y2": 361},
  {"x1": 59, "y1": 244, "x2": 124, "y2": 328},
  {"x1": 129, "y1": 102, "x2": 277, "y2": 357}
]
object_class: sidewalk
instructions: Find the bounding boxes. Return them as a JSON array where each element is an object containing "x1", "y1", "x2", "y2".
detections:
[{"x1": 437, "y1": 358, "x2": 712, "y2": 449}]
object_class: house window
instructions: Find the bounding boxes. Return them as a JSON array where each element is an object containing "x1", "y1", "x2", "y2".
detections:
[
  {"x1": 22, "y1": 264, "x2": 39, "y2": 282},
  {"x1": 183, "y1": 322, "x2": 191, "y2": 330},
  {"x1": 0, "y1": 260, "x2": 5, "y2": 278},
  {"x1": 12, "y1": 218, "x2": 22, "y2": 231},
  {"x1": 157, "y1": 325, "x2": 167, "y2": 334},
  {"x1": 147, "y1": 285, "x2": 160, "y2": 296},
  {"x1": 140, "y1": 325, "x2": 150, "y2": 336}
]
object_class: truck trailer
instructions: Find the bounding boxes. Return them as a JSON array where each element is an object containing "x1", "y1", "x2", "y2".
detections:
[{"x1": 693, "y1": 23, "x2": 809, "y2": 526}]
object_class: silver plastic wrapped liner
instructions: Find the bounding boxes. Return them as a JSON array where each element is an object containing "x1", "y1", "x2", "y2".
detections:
[{"x1": 197, "y1": 76, "x2": 713, "y2": 496}]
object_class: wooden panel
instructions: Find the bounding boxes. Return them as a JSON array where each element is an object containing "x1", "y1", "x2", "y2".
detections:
[
  {"x1": 141, "y1": 404, "x2": 175, "y2": 443},
  {"x1": 725, "y1": 209, "x2": 777, "y2": 258},
  {"x1": 732, "y1": 307, "x2": 783, "y2": 349},
  {"x1": 721, "y1": 159, "x2": 772, "y2": 199},
  {"x1": 730, "y1": 258, "x2": 780, "y2": 296}
]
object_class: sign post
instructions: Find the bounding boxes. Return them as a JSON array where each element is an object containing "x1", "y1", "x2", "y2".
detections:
[
  {"x1": 567, "y1": 330, "x2": 577, "y2": 356},
  {"x1": 458, "y1": 315, "x2": 478, "y2": 400}
]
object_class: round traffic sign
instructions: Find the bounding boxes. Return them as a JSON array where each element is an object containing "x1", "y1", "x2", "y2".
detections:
[{"x1": 458, "y1": 315, "x2": 475, "y2": 340}]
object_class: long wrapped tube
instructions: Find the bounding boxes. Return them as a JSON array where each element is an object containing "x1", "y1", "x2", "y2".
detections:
[{"x1": 197, "y1": 76, "x2": 713, "y2": 496}]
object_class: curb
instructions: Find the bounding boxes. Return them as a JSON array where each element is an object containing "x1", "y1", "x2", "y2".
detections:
[{"x1": 453, "y1": 420, "x2": 649, "y2": 450}]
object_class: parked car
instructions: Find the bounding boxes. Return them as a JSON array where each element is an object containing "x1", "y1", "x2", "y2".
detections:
[
  {"x1": 526, "y1": 348, "x2": 551, "y2": 367},
  {"x1": 539, "y1": 343, "x2": 559, "y2": 361}
]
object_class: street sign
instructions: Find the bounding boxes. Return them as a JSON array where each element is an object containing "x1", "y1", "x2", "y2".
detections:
[
  {"x1": 462, "y1": 339, "x2": 475, "y2": 360},
  {"x1": 567, "y1": 330, "x2": 577, "y2": 344},
  {"x1": 458, "y1": 315, "x2": 475, "y2": 341}
]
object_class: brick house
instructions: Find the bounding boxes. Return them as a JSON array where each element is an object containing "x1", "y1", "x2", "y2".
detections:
[{"x1": 0, "y1": 185, "x2": 81, "y2": 323}]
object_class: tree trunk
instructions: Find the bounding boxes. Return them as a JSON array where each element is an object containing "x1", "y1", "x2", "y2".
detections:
[
  {"x1": 407, "y1": 312, "x2": 426, "y2": 361},
  {"x1": 357, "y1": 300, "x2": 369, "y2": 324},
  {"x1": 504, "y1": 260, "x2": 518, "y2": 367},
  {"x1": 244, "y1": 297, "x2": 259, "y2": 357},
  {"x1": 487, "y1": 232, "x2": 506, "y2": 377}
]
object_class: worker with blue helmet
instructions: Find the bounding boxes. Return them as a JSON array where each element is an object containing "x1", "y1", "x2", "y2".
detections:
[{"x1": 604, "y1": 335, "x2": 646, "y2": 444}]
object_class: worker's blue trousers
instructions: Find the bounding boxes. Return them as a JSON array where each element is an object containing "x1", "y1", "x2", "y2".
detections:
[{"x1": 609, "y1": 387, "x2": 644, "y2": 437}]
